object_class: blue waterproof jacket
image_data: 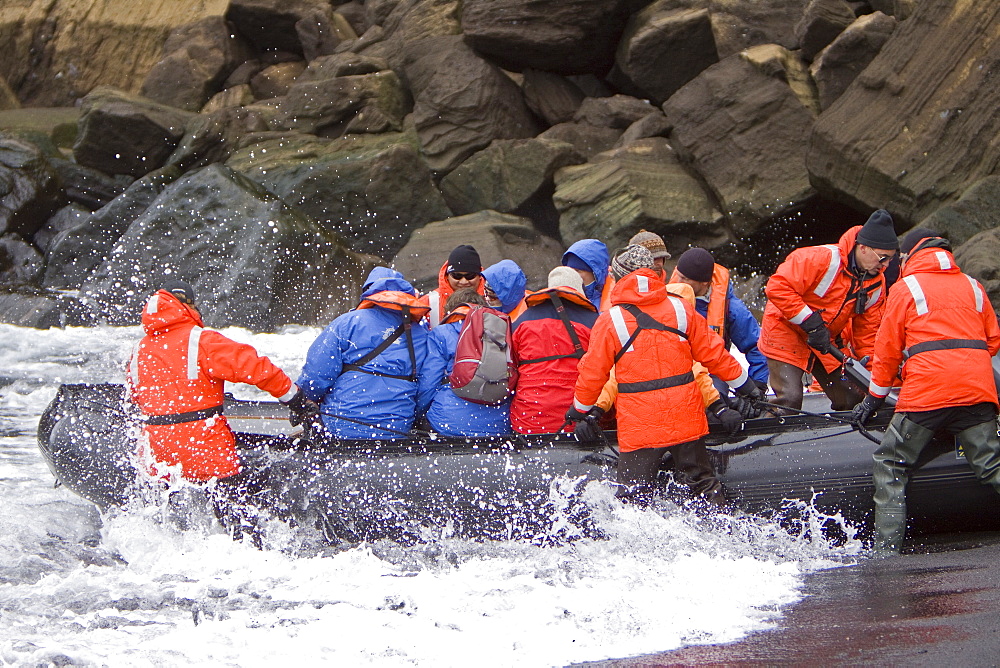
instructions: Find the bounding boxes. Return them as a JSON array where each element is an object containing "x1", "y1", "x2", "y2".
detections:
[
  {"x1": 562, "y1": 239, "x2": 609, "y2": 310},
  {"x1": 298, "y1": 271, "x2": 432, "y2": 439},
  {"x1": 695, "y1": 284, "x2": 769, "y2": 386},
  {"x1": 418, "y1": 319, "x2": 511, "y2": 437},
  {"x1": 482, "y1": 260, "x2": 526, "y2": 314}
]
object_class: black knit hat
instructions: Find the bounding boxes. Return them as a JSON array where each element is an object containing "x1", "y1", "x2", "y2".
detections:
[
  {"x1": 856, "y1": 209, "x2": 898, "y2": 250},
  {"x1": 900, "y1": 227, "x2": 939, "y2": 254},
  {"x1": 446, "y1": 244, "x2": 481, "y2": 275},
  {"x1": 675, "y1": 247, "x2": 715, "y2": 283},
  {"x1": 161, "y1": 279, "x2": 195, "y2": 306}
]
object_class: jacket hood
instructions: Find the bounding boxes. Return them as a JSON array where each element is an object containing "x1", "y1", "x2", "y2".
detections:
[
  {"x1": 358, "y1": 289, "x2": 430, "y2": 321},
  {"x1": 837, "y1": 225, "x2": 862, "y2": 265},
  {"x1": 609, "y1": 268, "x2": 667, "y2": 308},
  {"x1": 141, "y1": 290, "x2": 203, "y2": 334},
  {"x1": 482, "y1": 260, "x2": 527, "y2": 313},
  {"x1": 901, "y1": 242, "x2": 962, "y2": 278},
  {"x1": 363, "y1": 267, "x2": 406, "y2": 294},
  {"x1": 562, "y1": 239, "x2": 609, "y2": 289},
  {"x1": 362, "y1": 275, "x2": 416, "y2": 299},
  {"x1": 665, "y1": 282, "x2": 696, "y2": 307},
  {"x1": 524, "y1": 286, "x2": 594, "y2": 310}
]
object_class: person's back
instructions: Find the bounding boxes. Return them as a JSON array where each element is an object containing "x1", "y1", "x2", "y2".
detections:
[
  {"x1": 419, "y1": 289, "x2": 511, "y2": 437},
  {"x1": 511, "y1": 267, "x2": 598, "y2": 434},
  {"x1": 298, "y1": 270, "x2": 431, "y2": 439}
]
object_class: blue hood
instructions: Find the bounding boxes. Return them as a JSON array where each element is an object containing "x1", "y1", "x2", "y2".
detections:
[
  {"x1": 482, "y1": 260, "x2": 527, "y2": 313},
  {"x1": 361, "y1": 275, "x2": 416, "y2": 299},
  {"x1": 562, "y1": 239, "x2": 609, "y2": 308},
  {"x1": 363, "y1": 266, "x2": 406, "y2": 293}
]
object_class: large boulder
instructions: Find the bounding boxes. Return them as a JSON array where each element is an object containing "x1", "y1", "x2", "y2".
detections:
[
  {"x1": 50, "y1": 159, "x2": 133, "y2": 211},
  {"x1": 82, "y1": 163, "x2": 377, "y2": 330},
  {"x1": 226, "y1": 0, "x2": 341, "y2": 56},
  {"x1": 439, "y1": 138, "x2": 585, "y2": 237},
  {"x1": 166, "y1": 107, "x2": 273, "y2": 172},
  {"x1": 608, "y1": 4, "x2": 718, "y2": 106},
  {"x1": 461, "y1": 0, "x2": 631, "y2": 74},
  {"x1": 0, "y1": 0, "x2": 229, "y2": 106},
  {"x1": 0, "y1": 234, "x2": 43, "y2": 287},
  {"x1": 140, "y1": 16, "x2": 252, "y2": 112},
  {"x1": 33, "y1": 204, "x2": 90, "y2": 255},
  {"x1": 226, "y1": 132, "x2": 451, "y2": 260},
  {"x1": 0, "y1": 134, "x2": 64, "y2": 238},
  {"x1": 708, "y1": 0, "x2": 811, "y2": 59},
  {"x1": 43, "y1": 167, "x2": 182, "y2": 290},
  {"x1": 555, "y1": 138, "x2": 725, "y2": 252},
  {"x1": 392, "y1": 212, "x2": 564, "y2": 292},
  {"x1": 918, "y1": 177, "x2": 1000, "y2": 249},
  {"x1": 807, "y1": 3, "x2": 1000, "y2": 226},
  {"x1": 573, "y1": 95, "x2": 660, "y2": 130},
  {"x1": 538, "y1": 123, "x2": 623, "y2": 160},
  {"x1": 73, "y1": 87, "x2": 196, "y2": 178},
  {"x1": 794, "y1": 0, "x2": 857, "y2": 61},
  {"x1": 954, "y1": 228, "x2": 1000, "y2": 313},
  {"x1": 662, "y1": 46, "x2": 819, "y2": 235},
  {"x1": 520, "y1": 69, "x2": 587, "y2": 127},
  {"x1": 810, "y1": 12, "x2": 897, "y2": 111}
]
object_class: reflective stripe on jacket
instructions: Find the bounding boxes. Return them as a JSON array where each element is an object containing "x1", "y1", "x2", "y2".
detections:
[
  {"x1": 127, "y1": 290, "x2": 295, "y2": 481},
  {"x1": 572, "y1": 269, "x2": 746, "y2": 452},
  {"x1": 868, "y1": 244, "x2": 1000, "y2": 412}
]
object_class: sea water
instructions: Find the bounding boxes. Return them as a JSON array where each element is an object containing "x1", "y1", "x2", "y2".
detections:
[{"x1": 0, "y1": 323, "x2": 863, "y2": 667}]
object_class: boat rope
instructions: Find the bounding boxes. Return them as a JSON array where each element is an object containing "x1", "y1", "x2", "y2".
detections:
[{"x1": 754, "y1": 400, "x2": 882, "y2": 444}]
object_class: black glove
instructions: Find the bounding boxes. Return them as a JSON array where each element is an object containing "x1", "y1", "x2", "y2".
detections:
[
  {"x1": 799, "y1": 311, "x2": 832, "y2": 354},
  {"x1": 565, "y1": 405, "x2": 590, "y2": 423},
  {"x1": 282, "y1": 386, "x2": 319, "y2": 427},
  {"x1": 573, "y1": 407, "x2": 606, "y2": 442},
  {"x1": 851, "y1": 394, "x2": 884, "y2": 427},
  {"x1": 728, "y1": 393, "x2": 763, "y2": 419},
  {"x1": 734, "y1": 377, "x2": 764, "y2": 402},
  {"x1": 708, "y1": 399, "x2": 743, "y2": 436}
]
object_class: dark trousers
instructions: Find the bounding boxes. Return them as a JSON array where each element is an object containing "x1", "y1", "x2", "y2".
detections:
[
  {"x1": 767, "y1": 357, "x2": 863, "y2": 413},
  {"x1": 617, "y1": 440, "x2": 725, "y2": 507}
]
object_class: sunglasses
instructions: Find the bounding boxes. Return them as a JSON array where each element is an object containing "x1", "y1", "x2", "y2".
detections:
[
  {"x1": 449, "y1": 271, "x2": 480, "y2": 281},
  {"x1": 872, "y1": 250, "x2": 894, "y2": 265}
]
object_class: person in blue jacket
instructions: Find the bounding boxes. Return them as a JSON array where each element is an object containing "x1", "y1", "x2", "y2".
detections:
[
  {"x1": 482, "y1": 259, "x2": 527, "y2": 315},
  {"x1": 418, "y1": 289, "x2": 512, "y2": 437},
  {"x1": 297, "y1": 267, "x2": 432, "y2": 439},
  {"x1": 562, "y1": 239, "x2": 610, "y2": 311},
  {"x1": 671, "y1": 247, "x2": 769, "y2": 391}
]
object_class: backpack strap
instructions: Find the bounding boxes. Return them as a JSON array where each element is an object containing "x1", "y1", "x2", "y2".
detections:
[
  {"x1": 517, "y1": 293, "x2": 586, "y2": 365},
  {"x1": 613, "y1": 303, "x2": 688, "y2": 364},
  {"x1": 341, "y1": 307, "x2": 418, "y2": 382}
]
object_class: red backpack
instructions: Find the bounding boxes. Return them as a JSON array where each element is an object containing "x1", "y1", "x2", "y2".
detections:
[{"x1": 448, "y1": 305, "x2": 518, "y2": 405}]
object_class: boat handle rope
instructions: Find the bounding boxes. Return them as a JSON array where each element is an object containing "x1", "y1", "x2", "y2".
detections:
[{"x1": 753, "y1": 400, "x2": 882, "y2": 444}]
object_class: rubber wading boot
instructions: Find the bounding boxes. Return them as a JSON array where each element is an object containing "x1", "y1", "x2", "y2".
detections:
[
  {"x1": 956, "y1": 420, "x2": 1000, "y2": 492},
  {"x1": 871, "y1": 414, "x2": 934, "y2": 555},
  {"x1": 766, "y1": 359, "x2": 804, "y2": 413}
]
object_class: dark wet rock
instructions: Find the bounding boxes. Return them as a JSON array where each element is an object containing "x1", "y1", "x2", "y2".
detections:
[
  {"x1": 919, "y1": 177, "x2": 1000, "y2": 248},
  {"x1": 227, "y1": 131, "x2": 449, "y2": 260},
  {"x1": 50, "y1": 159, "x2": 133, "y2": 211},
  {"x1": 663, "y1": 46, "x2": 818, "y2": 236},
  {"x1": 249, "y1": 61, "x2": 307, "y2": 100},
  {"x1": 573, "y1": 95, "x2": 659, "y2": 130},
  {"x1": 227, "y1": 0, "x2": 332, "y2": 56},
  {"x1": 0, "y1": 233, "x2": 43, "y2": 286},
  {"x1": 408, "y1": 39, "x2": 541, "y2": 173},
  {"x1": 555, "y1": 137, "x2": 725, "y2": 252},
  {"x1": 709, "y1": 0, "x2": 811, "y2": 59},
  {"x1": 336, "y1": 1, "x2": 368, "y2": 37},
  {"x1": 43, "y1": 166, "x2": 182, "y2": 290},
  {"x1": 224, "y1": 60, "x2": 266, "y2": 89},
  {"x1": 538, "y1": 123, "x2": 623, "y2": 161},
  {"x1": 72, "y1": 87, "x2": 195, "y2": 178},
  {"x1": 955, "y1": 228, "x2": 1000, "y2": 312},
  {"x1": 0, "y1": 134, "x2": 64, "y2": 238},
  {"x1": 167, "y1": 107, "x2": 272, "y2": 172},
  {"x1": 807, "y1": 3, "x2": 1000, "y2": 226},
  {"x1": 140, "y1": 16, "x2": 253, "y2": 113},
  {"x1": 297, "y1": 5, "x2": 358, "y2": 62},
  {"x1": 392, "y1": 211, "x2": 564, "y2": 292},
  {"x1": 810, "y1": 11, "x2": 897, "y2": 111},
  {"x1": 520, "y1": 69, "x2": 586, "y2": 127},
  {"x1": 461, "y1": 0, "x2": 631, "y2": 74},
  {"x1": 795, "y1": 0, "x2": 858, "y2": 61},
  {"x1": 82, "y1": 163, "x2": 378, "y2": 331},
  {"x1": 608, "y1": 4, "x2": 718, "y2": 106},
  {"x1": 615, "y1": 112, "x2": 673, "y2": 147},
  {"x1": 33, "y1": 204, "x2": 90, "y2": 255},
  {"x1": 439, "y1": 138, "x2": 585, "y2": 237}
]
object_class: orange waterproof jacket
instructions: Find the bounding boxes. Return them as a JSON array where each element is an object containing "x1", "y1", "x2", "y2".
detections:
[
  {"x1": 418, "y1": 260, "x2": 486, "y2": 328},
  {"x1": 868, "y1": 242, "x2": 1000, "y2": 412},
  {"x1": 127, "y1": 290, "x2": 296, "y2": 482},
  {"x1": 669, "y1": 265, "x2": 729, "y2": 340},
  {"x1": 759, "y1": 226, "x2": 886, "y2": 372},
  {"x1": 573, "y1": 269, "x2": 747, "y2": 452}
]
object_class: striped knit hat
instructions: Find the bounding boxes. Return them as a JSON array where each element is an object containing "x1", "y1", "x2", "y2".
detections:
[
  {"x1": 610, "y1": 244, "x2": 655, "y2": 281},
  {"x1": 628, "y1": 229, "x2": 670, "y2": 259}
]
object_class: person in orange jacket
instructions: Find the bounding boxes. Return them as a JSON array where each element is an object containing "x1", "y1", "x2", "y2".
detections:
[
  {"x1": 127, "y1": 281, "x2": 312, "y2": 496},
  {"x1": 759, "y1": 210, "x2": 898, "y2": 412},
  {"x1": 565, "y1": 245, "x2": 763, "y2": 506},
  {"x1": 419, "y1": 244, "x2": 486, "y2": 328},
  {"x1": 853, "y1": 228, "x2": 1000, "y2": 554}
]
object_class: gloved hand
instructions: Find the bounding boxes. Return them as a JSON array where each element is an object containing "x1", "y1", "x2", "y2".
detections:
[
  {"x1": 708, "y1": 399, "x2": 743, "y2": 436},
  {"x1": 734, "y1": 377, "x2": 764, "y2": 403},
  {"x1": 282, "y1": 386, "x2": 319, "y2": 427},
  {"x1": 851, "y1": 394, "x2": 884, "y2": 427},
  {"x1": 565, "y1": 405, "x2": 591, "y2": 423},
  {"x1": 573, "y1": 407, "x2": 605, "y2": 442},
  {"x1": 799, "y1": 311, "x2": 832, "y2": 354},
  {"x1": 728, "y1": 393, "x2": 763, "y2": 419}
]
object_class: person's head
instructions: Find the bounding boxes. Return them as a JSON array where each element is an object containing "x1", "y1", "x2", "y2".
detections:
[
  {"x1": 854, "y1": 209, "x2": 899, "y2": 275},
  {"x1": 628, "y1": 229, "x2": 671, "y2": 273},
  {"x1": 673, "y1": 247, "x2": 715, "y2": 297},
  {"x1": 444, "y1": 287, "x2": 486, "y2": 314},
  {"x1": 547, "y1": 266, "x2": 585, "y2": 295},
  {"x1": 561, "y1": 240, "x2": 609, "y2": 290},
  {"x1": 161, "y1": 279, "x2": 197, "y2": 310},
  {"x1": 445, "y1": 245, "x2": 482, "y2": 291},
  {"x1": 610, "y1": 244, "x2": 655, "y2": 281},
  {"x1": 481, "y1": 260, "x2": 527, "y2": 313},
  {"x1": 899, "y1": 227, "x2": 949, "y2": 263},
  {"x1": 562, "y1": 252, "x2": 595, "y2": 285}
]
